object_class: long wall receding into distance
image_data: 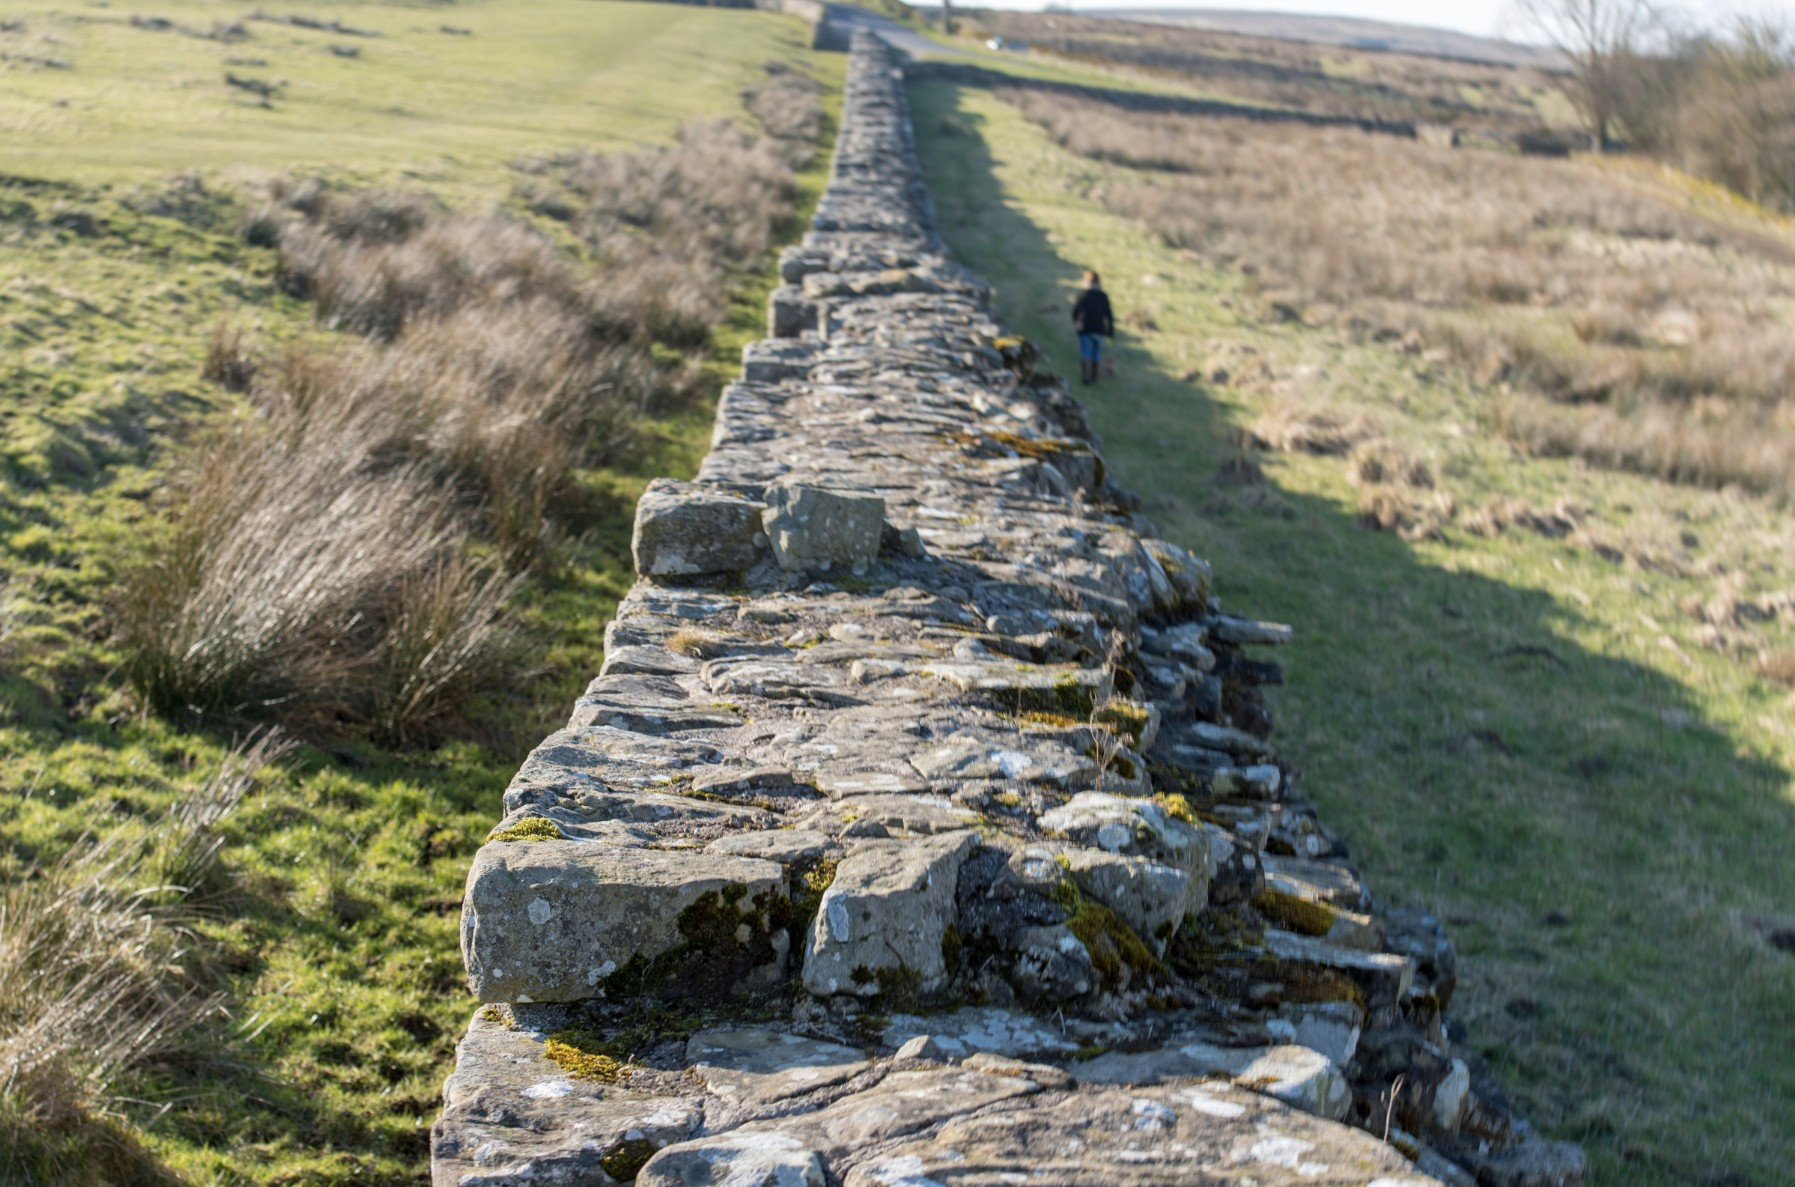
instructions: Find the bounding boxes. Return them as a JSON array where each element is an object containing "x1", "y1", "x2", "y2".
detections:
[{"x1": 429, "y1": 34, "x2": 1585, "y2": 1187}]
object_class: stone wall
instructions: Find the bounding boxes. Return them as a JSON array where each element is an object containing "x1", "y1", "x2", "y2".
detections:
[{"x1": 430, "y1": 34, "x2": 1584, "y2": 1187}]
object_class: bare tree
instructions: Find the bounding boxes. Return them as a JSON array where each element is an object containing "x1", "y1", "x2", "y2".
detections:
[{"x1": 1508, "y1": 0, "x2": 1665, "y2": 149}]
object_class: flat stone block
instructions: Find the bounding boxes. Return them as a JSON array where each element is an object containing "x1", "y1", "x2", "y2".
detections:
[
  {"x1": 631, "y1": 478, "x2": 766, "y2": 579},
  {"x1": 462, "y1": 841, "x2": 786, "y2": 1003}
]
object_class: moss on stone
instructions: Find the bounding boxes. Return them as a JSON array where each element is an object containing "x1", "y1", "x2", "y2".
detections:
[
  {"x1": 1053, "y1": 879, "x2": 1162, "y2": 991},
  {"x1": 1084, "y1": 742, "x2": 1138, "y2": 781},
  {"x1": 490, "y1": 817, "x2": 561, "y2": 842},
  {"x1": 543, "y1": 1035, "x2": 632, "y2": 1083},
  {"x1": 874, "y1": 966, "x2": 924, "y2": 1011},
  {"x1": 1093, "y1": 699, "x2": 1152, "y2": 745},
  {"x1": 599, "y1": 882, "x2": 790, "y2": 1003},
  {"x1": 1254, "y1": 889, "x2": 1338, "y2": 937},
  {"x1": 940, "y1": 922, "x2": 963, "y2": 970},
  {"x1": 789, "y1": 857, "x2": 838, "y2": 947},
  {"x1": 1261, "y1": 963, "x2": 1368, "y2": 1012},
  {"x1": 600, "y1": 1139, "x2": 659, "y2": 1182},
  {"x1": 1154, "y1": 793, "x2": 1196, "y2": 825}
]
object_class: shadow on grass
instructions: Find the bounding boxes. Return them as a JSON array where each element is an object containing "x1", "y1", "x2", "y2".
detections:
[{"x1": 908, "y1": 73, "x2": 1795, "y2": 1187}]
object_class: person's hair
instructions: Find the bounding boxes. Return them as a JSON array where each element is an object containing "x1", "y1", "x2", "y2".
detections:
[{"x1": 1082, "y1": 269, "x2": 1100, "y2": 287}]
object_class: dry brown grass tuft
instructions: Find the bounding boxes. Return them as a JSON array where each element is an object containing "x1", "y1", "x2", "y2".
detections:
[
  {"x1": 201, "y1": 317, "x2": 257, "y2": 393},
  {"x1": 1005, "y1": 87, "x2": 1795, "y2": 495},
  {"x1": 116, "y1": 416, "x2": 495, "y2": 740},
  {"x1": 1347, "y1": 440, "x2": 1433, "y2": 489},
  {"x1": 1756, "y1": 650, "x2": 1795, "y2": 687},
  {"x1": 0, "y1": 736, "x2": 285, "y2": 1182},
  {"x1": 746, "y1": 61, "x2": 826, "y2": 147},
  {"x1": 1248, "y1": 394, "x2": 1369, "y2": 456},
  {"x1": 1462, "y1": 496, "x2": 1586, "y2": 539},
  {"x1": 1357, "y1": 489, "x2": 1454, "y2": 542}
]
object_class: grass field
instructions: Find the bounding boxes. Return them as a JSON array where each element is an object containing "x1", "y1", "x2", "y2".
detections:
[
  {"x1": 911, "y1": 75, "x2": 1795, "y2": 1187},
  {"x1": 0, "y1": 3, "x2": 839, "y2": 1183}
]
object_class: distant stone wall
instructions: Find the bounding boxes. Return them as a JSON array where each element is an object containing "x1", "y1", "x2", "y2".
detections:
[{"x1": 430, "y1": 34, "x2": 1583, "y2": 1187}]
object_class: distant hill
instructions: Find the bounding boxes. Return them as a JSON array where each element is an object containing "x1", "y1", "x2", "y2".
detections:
[{"x1": 1095, "y1": 8, "x2": 1563, "y2": 69}]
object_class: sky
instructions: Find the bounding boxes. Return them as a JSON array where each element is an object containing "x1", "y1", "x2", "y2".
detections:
[{"x1": 961, "y1": 0, "x2": 1795, "y2": 42}]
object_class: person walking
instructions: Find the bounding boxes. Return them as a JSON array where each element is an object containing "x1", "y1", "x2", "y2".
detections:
[{"x1": 1070, "y1": 269, "x2": 1114, "y2": 385}]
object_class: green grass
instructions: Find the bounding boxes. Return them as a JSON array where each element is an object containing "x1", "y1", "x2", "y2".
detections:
[
  {"x1": 0, "y1": 3, "x2": 840, "y2": 1183},
  {"x1": 0, "y1": 0, "x2": 813, "y2": 190},
  {"x1": 911, "y1": 76, "x2": 1795, "y2": 1187}
]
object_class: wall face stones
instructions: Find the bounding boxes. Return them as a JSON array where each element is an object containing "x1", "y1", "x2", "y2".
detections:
[{"x1": 431, "y1": 35, "x2": 1585, "y2": 1187}]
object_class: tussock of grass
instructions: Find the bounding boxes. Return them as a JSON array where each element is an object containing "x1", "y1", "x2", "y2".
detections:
[
  {"x1": 0, "y1": 735, "x2": 286, "y2": 1185},
  {"x1": 1248, "y1": 395, "x2": 1368, "y2": 457}
]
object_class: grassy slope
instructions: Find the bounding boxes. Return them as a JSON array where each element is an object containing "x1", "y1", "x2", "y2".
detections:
[
  {"x1": 910, "y1": 78, "x2": 1795, "y2": 1187},
  {"x1": 0, "y1": 4, "x2": 841, "y2": 1184}
]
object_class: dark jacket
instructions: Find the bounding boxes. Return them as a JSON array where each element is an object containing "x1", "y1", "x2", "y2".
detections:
[{"x1": 1071, "y1": 286, "x2": 1114, "y2": 337}]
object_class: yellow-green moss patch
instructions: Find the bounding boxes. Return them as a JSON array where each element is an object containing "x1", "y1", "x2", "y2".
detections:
[{"x1": 491, "y1": 817, "x2": 562, "y2": 842}]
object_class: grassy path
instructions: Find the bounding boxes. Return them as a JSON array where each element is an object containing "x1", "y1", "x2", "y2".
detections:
[{"x1": 910, "y1": 78, "x2": 1795, "y2": 1187}]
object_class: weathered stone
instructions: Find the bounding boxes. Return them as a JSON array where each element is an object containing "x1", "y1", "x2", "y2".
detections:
[
  {"x1": 1208, "y1": 613, "x2": 1295, "y2": 646},
  {"x1": 768, "y1": 284, "x2": 817, "y2": 338},
  {"x1": 882, "y1": 1007, "x2": 1080, "y2": 1060},
  {"x1": 431, "y1": 1010, "x2": 701, "y2": 1187},
  {"x1": 741, "y1": 338, "x2": 818, "y2": 384},
  {"x1": 685, "y1": 1027, "x2": 867, "y2": 1107},
  {"x1": 703, "y1": 829, "x2": 831, "y2": 864},
  {"x1": 1455, "y1": 1138, "x2": 1587, "y2": 1187},
  {"x1": 1433, "y1": 1057, "x2": 1471, "y2": 1132},
  {"x1": 461, "y1": 843, "x2": 786, "y2": 1003},
  {"x1": 640, "y1": 1067, "x2": 1039, "y2": 1186},
  {"x1": 1260, "y1": 928, "x2": 1416, "y2": 1011},
  {"x1": 568, "y1": 673, "x2": 744, "y2": 734},
  {"x1": 1203, "y1": 821, "x2": 1267, "y2": 904},
  {"x1": 918, "y1": 659, "x2": 1112, "y2": 715},
  {"x1": 803, "y1": 831, "x2": 976, "y2": 996},
  {"x1": 639, "y1": 1131, "x2": 825, "y2": 1187},
  {"x1": 1212, "y1": 762, "x2": 1284, "y2": 800},
  {"x1": 1063, "y1": 848, "x2": 1204, "y2": 950},
  {"x1": 630, "y1": 478, "x2": 767, "y2": 578},
  {"x1": 1039, "y1": 792, "x2": 1214, "y2": 886},
  {"x1": 1072, "y1": 1040, "x2": 1349, "y2": 1120},
  {"x1": 1009, "y1": 923, "x2": 1097, "y2": 1001},
  {"x1": 1264, "y1": 854, "x2": 1372, "y2": 911},
  {"x1": 841, "y1": 1081, "x2": 1431, "y2": 1186},
  {"x1": 798, "y1": 794, "x2": 978, "y2": 836},
  {"x1": 1270, "y1": 1000, "x2": 1365, "y2": 1067},
  {"x1": 761, "y1": 480, "x2": 885, "y2": 574}
]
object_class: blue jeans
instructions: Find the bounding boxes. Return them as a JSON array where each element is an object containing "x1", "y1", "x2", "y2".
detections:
[{"x1": 1078, "y1": 333, "x2": 1104, "y2": 363}]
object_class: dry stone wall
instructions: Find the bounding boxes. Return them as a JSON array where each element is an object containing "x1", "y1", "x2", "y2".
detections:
[{"x1": 430, "y1": 34, "x2": 1585, "y2": 1187}]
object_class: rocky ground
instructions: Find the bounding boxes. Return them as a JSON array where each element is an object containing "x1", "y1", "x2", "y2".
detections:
[{"x1": 429, "y1": 34, "x2": 1584, "y2": 1187}]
